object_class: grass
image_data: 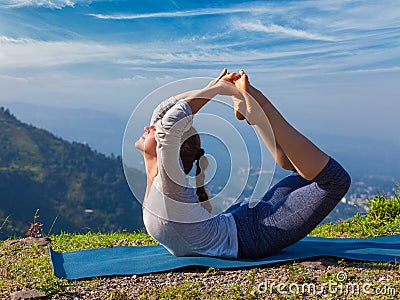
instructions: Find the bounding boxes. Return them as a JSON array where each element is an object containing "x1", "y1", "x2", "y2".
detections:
[
  {"x1": 0, "y1": 232, "x2": 157, "y2": 298},
  {"x1": 50, "y1": 231, "x2": 157, "y2": 252},
  {"x1": 310, "y1": 188, "x2": 400, "y2": 238},
  {"x1": 1, "y1": 188, "x2": 400, "y2": 299}
]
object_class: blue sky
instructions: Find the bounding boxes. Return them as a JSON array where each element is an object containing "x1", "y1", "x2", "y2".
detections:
[{"x1": 0, "y1": 0, "x2": 399, "y2": 145}]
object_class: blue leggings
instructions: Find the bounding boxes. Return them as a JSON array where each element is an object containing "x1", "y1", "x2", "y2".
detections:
[{"x1": 231, "y1": 157, "x2": 351, "y2": 258}]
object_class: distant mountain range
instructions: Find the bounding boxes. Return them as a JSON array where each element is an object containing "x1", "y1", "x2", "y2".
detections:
[
  {"x1": 1, "y1": 102, "x2": 127, "y2": 156},
  {"x1": 0, "y1": 107, "x2": 145, "y2": 239}
]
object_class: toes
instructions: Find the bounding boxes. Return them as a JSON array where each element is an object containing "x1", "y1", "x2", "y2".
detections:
[{"x1": 218, "y1": 68, "x2": 227, "y2": 79}]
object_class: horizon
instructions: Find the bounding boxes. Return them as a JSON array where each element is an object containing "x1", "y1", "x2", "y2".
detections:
[{"x1": 0, "y1": 0, "x2": 399, "y2": 148}]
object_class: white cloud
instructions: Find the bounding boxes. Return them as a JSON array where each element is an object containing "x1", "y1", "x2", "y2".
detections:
[
  {"x1": 88, "y1": 6, "x2": 272, "y2": 20},
  {"x1": 116, "y1": 75, "x2": 147, "y2": 81},
  {"x1": 0, "y1": 74, "x2": 32, "y2": 81},
  {"x1": 0, "y1": 36, "x2": 31, "y2": 43},
  {"x1": 334, "y1": 66, "x2": 400, "y2": 75},
  {"x1": 1, "y1": 32, "x2": 399, "y2": 84},
  {"x1": 0, "y1": 35, "x2": 325, "y2": 71},
  {"x1": 237, "y1": 20, "x2": 337, "y2": 42},
  {"x1": 0, "y1": 0, "x2": 399, "y2": 80},
  {"x1": 1, "y1": 0, "x2": 90, "y2": 9},
  {"x1": 0, "y1": 36, "x2": 127, "y2": 68}
]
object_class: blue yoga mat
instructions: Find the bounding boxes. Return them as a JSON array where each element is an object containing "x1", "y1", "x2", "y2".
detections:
[{"x1": 49, "y1": 235, "x2": 400, "y2": 280}]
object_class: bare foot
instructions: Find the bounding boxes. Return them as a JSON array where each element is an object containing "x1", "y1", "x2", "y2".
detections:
[
  {"x1": 231, "y1": 70, "x2": 249, "y2": 120},
  {"x1": 235, "y1": 70, "x2": 262, "y2": 125},
  {"x1": 235, "y1": 70, "x2": 250, "y2": 92}
]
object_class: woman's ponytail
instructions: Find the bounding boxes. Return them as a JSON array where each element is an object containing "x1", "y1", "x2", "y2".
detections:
[
  {"x1": 196, "y1": 154, "x2": 212, "y2": 212},
  {"x1": 180, "y1": 128, "x2": 212, "y2": 212}
]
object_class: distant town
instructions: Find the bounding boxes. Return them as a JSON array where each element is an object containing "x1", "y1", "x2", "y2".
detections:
[{"x1": 207, "y1": 166, "x2": 399, "y2": 223}]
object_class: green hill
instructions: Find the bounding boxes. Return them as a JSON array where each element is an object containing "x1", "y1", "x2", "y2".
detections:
[{"x1": 0, "y1": 107, "x2": 145, "y2": 239}]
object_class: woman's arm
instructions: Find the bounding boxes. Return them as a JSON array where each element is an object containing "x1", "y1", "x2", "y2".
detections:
[
  {"x1": 149, "y1": 68, "x2": 228, "y2": 125},
  {"x1": 154, "y1": 100, "x2": 194, "y2": 199},
  {"x1": 151, "y1": 71, "x2": 239, "y2": 203},
  {"x1": 174, "y1": 71, "x2": 240, "y2": 115},
  {"x1": 176, "y1": 85, "x2": 220, "y2": 115}
]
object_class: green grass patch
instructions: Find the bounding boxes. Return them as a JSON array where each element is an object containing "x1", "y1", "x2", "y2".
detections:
[
  {"x1": 50, "y1": 231, "x2": 157, "y2": 252},
  {"x1": 142, "y1": 282, "x2": 203, "y2": 300},
  {"x1": 0, "y1": 243, "x2": 71, "y2": 297},
  {"x1": 1, "y1": 188, "x2": 399, "y2": 299},
  {"x1": 310, "y1": 188, "x2": 400, "y2": 238},
  {"x1": 0, "y1": 231, "x2": 157, "y2": 298}
]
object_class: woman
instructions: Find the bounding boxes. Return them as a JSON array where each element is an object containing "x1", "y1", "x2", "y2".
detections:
[{"x1": 135, "y1": 69, "x2": 351, "y2": 259}]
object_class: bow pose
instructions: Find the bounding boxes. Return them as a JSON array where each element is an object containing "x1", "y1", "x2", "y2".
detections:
[{"x1": 135, "y1": 69, "x2": 350, "y2": 258}]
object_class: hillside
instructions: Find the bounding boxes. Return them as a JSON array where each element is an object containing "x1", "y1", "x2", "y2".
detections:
[{"x1": 0, "y1": 107, "x2": 145, "y2": 239}]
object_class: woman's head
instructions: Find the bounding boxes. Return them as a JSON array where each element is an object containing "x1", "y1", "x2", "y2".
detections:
[
  {"x1": 134, "y1": 125, "x2": 157, "y2": 157},
  {"x1": 136, "y1": 124, "x2": 210, "y2": 209}
]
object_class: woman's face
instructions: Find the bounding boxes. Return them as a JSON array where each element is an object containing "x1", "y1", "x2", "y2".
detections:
[{"x1": 135, "y1": 125, "x2": 157, "y2": 157}]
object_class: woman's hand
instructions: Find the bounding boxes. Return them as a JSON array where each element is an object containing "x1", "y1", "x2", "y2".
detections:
[
  {"x1": 206, "y1": 68, "x2": 240, "y2": 96},
  {"x1": 214, "y1": 72, "x2": 241, "y2": 96},
  {"x1": 183, "y1": 69, "x2": 243, "y2": 116},
  {"x1": 181, "y1": 70, "x2": 239, "y2": 115}
]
